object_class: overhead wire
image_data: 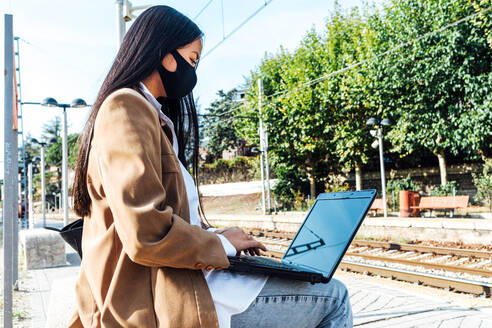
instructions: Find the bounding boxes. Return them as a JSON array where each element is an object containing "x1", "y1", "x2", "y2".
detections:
[
  {"x1": 264, "y1": 6, "x2": 492, "y2": 102},
  {"x1": 201, "y1": 0, "x2": 275, "y2": 59},
  {"x1": 200, "y1": 6, "x2": 491, "y2": 127},
  {"x1": 193, "y1": 0, "x2": 215, "y2": 20}
]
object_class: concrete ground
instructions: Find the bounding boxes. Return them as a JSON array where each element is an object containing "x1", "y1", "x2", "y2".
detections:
[
  {"x1": 10, "y1": 218, "x2": 491, "y2": 327},
  {"x1": 17, "y1": 257, "x2": 492, "y2": 328},
  {"x1": 4, "y1": 214, "x2": 491, "y2": 327}
]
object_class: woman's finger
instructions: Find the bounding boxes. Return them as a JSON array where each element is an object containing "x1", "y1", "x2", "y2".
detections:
[{"x1": 248, "y1": 240, "x2": 267, "y2": 251}]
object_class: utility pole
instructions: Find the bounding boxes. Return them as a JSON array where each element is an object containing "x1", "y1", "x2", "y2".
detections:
[
  {"x1": 257, "y1": 79, "x2": 272, "y2": 214},
  {"x1": 258, "y1": 80, "x2": 266, "y2": 215},
  {"x1": 264, "y1": 130, "x2": 272, "y2": 213},
  {"x1": 3, "y1": 13, "x2": 16, "y2": 328},
  {"x1": 116, "y1": 0, "x2": 125, "y2": 46},
  {"x1": 115, "y1": 0, "x2": 151, "y2": 46}
]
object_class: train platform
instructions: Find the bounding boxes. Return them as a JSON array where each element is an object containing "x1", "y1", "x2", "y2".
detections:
[
  {"x1": 207, "y1": 214, "x2": 492, "y2": 244},
  {"x1": 339, "y1": 272, "x2": 492, "y2": 327},
  {"x1": 14, "y1": 251, "x2": 491, "y2": 327}
]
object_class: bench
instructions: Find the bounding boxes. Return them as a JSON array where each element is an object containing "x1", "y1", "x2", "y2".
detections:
[
  {"x1": 410, "y1": 195, "x2": 469, "y2": 218},
  {"x1": 370, "y1": 198, "x2": 386, "y2": 216}
]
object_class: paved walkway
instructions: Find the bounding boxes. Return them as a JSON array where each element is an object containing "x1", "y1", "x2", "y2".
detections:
[
  {"x1": 339, "y1": 276, "x2": 492, "y2": 327},
  {"x1": 4, "y1": 219, "x2": 491, "y2": 327},
  {"x1": 20, "y1": 260, "x2": 492, "y2": 327}
]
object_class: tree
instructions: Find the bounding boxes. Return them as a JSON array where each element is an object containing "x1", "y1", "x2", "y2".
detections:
[
  {"x1": 41, "y1": 116, "x2": 61, "y2": 141},
  {"x1": 369, "y1": 0, "x2": 492, "y2": 185},
  {"x1": 238, "y1": 32, "x2": 340, "y2": 200},
  {"x1": 324, "y1": 6, "x2": 380, "y2": 190},
  {"x1": 202, "y1": 89, "x2": 241, "y2": 160}
]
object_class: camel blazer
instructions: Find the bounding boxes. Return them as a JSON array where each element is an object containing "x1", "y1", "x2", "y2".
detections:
[{"x1": 69, "y1": 88, "x2": 230, "y2": 328}]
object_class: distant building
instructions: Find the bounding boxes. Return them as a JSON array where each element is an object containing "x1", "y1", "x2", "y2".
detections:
[{"x1": 221, "y1": 138, "x2": 255, "y2": 160}]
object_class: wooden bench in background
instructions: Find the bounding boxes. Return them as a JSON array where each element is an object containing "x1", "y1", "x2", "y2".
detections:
[
  {"x1": 410, "y1": 195, "x2": 469, "y2": 217},
  {"x1": 370, "y1": 198, "x2": 386, "y2": 216}
]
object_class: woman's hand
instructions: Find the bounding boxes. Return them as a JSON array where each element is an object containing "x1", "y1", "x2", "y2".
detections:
[{"x1": 216, "y1": 227, "x2": 267, "y2": 256}]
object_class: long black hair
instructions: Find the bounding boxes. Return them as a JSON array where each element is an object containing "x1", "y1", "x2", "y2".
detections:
[{"x1": 74, "y1": 5, "x2": 209, "y2": 226}]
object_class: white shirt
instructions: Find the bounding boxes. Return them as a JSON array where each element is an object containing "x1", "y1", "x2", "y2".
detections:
[{"x1": 139, "y1": 83, "x2": 268, "y2": 328}]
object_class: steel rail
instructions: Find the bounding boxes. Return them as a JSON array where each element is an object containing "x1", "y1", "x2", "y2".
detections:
[
  {"x1": 344, "y1": 252, "x2": 492, "y2": 278},
  {"x1": 339, "y1": 261, "x2": 492, "y2": 297},
  {"x1": 247, "y1": 230, "x2": 492, "y2": 259},
  {"x1": 350, "y1": 240, "x2": 492, "y2": 259}
]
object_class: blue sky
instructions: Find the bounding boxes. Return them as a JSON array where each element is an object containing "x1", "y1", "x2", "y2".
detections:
[{"x1": 1, "y1": 0, "x2": 381, "y2": 178}]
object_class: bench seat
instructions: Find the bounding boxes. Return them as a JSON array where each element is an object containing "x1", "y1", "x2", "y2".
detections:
[{"x1": 410, "y1": 195, "x2": 469, "y2": 217}]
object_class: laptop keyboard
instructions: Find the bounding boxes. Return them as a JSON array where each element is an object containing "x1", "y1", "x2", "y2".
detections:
[{"x1": 230, "y1": 255, "x2": 301, "y2": 271}]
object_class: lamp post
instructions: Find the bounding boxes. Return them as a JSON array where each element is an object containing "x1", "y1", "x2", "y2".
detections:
[
  {"x1": 116, "y1": 0, "x2": 151, "y2": 46},
  {"x1": 23, "y1": 98, "x2": 89, "y2": 226},
  {"x1": 366, "y1": 118, "x2": 392, "y2": 218},
  {"x1": 27, "y1": 162, "x2": 33, "y2": 229},
  {"x1": 40, "y1": 97, "x2": 89, "y2": 226},
  {"x1": 31, "y1": 137, "x2": 57, "y2": 227}
]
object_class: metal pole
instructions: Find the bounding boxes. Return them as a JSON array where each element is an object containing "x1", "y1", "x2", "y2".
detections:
[
  {"x1": 259, "y1": 78, "x2": 272, "y2": 213},
  {"x1": 116, "y1": 0, "x2": 125, "y2": 46},
  {"x1": 41, "y1": 146, "x2": 46, "y2": 226},
  {"x1": 264, "y1": 130, "x2": 272, "y2": 213},
  {"x1": 257, "y1": 79, "x2": 266, "y2": 215},
  {"x1": 378, "y1": 128, "x2": 388, "y2": 218},
  {"x1": 62, "y1": 107, "x2": 69, "y2": 226},
  {"x1": 14, "y1": 37, "x2": 28, "y2": 228},
  {"x1": 28, "y1": 163, "x2": 33, "y2": 229},
  {"x1": 3, "y1": 13, "x2": 15, "y2": 328},
  {"x1": 258, "y1": 129, "x2": 266, "y2": 215}
]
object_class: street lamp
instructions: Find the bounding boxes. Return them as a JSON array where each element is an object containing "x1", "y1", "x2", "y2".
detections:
[
  {"x1": 31, "y1": 137, "x2": 57, "y2": 227},
  {"x1": 40, "y1": 97, "x2": 89, "y2": 226},
  {"x1": 27, "y1": 156, "x2": 40, "y2": 230},
  {"x1": 366, "y1": 117, "x2": 393, "y2": 218}
]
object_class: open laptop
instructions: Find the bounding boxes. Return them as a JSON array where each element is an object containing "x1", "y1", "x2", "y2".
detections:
[{"x1": 225, "y1": 190, "x2": 377, "y2": 284}]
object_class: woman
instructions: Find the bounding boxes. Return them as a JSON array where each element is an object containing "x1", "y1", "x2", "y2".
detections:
[{"x1": 70, "y1": 5, "x2": 352, "y2": 328}]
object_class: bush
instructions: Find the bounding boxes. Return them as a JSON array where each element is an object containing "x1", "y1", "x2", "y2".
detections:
[
  {"x1": 472, "y1": 159, "x2": 492, "y2": 209},
  {"x1": 199, "y1": 156, "x2": 261, "y2": 184},
  {"x1": 386, "y1": 175, "x2": 419, "y2": 209},
  {"x1": 430, "y1": 181, "x2": 459, "y2": 196},
  {"x1": 324, "y1": 175, "x2": 350, "y2": 193}
]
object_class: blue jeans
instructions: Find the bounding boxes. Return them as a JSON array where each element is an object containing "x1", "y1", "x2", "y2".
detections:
[{"x1": 230, "y1": 276, "x2": 352, "y2": 328}]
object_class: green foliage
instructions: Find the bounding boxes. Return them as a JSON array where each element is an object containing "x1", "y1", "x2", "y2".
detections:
[
  {"x1": 472, "y1": 159, "x2": 492, "y2": 209},
  {"x1": 231, "y1": 0, "x2": 491, "y2": 209},
  {"x1": 386, "y1": 175, "x2": 419, "y2": 208},
  {"x1": 200, "y1": 156, "x2": 260, "y2": 184},
  {"x1": 370, "y1": 0, "x2": 492, "y2": 174},
  {"x1": 430, "y1": 181, "x2": 460, "y2": 196},
  {"x1": 45, "y1": 134, "x2": 79, "y2": 169},
  {"x1": 386, "y1": 175, "x2": 419, "y2": 193},
  {"x1": 324, "y1": 175, "x2": 350, "y2": 193},
  {"x1": 202, "y1": 89, "x2": 241, "y2": 160},
  {"x1": 271, "y1": 162, "x2": 309, "y2": 210}
]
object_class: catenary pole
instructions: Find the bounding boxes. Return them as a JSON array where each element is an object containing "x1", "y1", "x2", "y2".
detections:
[
  {"x1": 3, "y1": 13, "x2": 15, "y2": 328},
  {"x1": 258, "y1": 79, "x2": 266, "y2": 215},
  {"x1": 116, "y1": 0, "x2": 125, "y2": 46}
]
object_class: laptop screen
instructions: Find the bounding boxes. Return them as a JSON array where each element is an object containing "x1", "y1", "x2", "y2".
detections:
[{"x1": 282, "y1": 194, "x2": 374, "y2": 277}]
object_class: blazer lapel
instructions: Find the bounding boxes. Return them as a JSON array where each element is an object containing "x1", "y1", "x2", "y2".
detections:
[{"x1": 160, "y1": 121, "x2": 174, "y2": 146}]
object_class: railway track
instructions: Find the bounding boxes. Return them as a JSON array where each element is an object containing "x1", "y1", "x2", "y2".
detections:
[{"x1": 245, "y1": 229, "x2": 492, "y2": 297}]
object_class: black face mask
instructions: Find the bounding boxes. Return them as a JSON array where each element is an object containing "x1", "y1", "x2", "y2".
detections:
[{"x1": 158, "y1": 49, "x2": 197, "y2": 100}]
